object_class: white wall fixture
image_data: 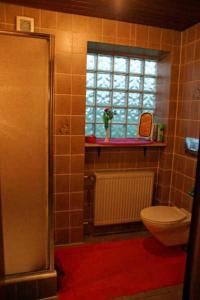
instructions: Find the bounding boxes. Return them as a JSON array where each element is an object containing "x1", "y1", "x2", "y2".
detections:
[{"x1": 16, "y1": 16, "x2": 34, "y2": 32}]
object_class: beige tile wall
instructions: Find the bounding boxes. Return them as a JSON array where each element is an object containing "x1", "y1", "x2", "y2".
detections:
[{"x1": 0, "y1": 2, "x2": 187, "y2": 244}]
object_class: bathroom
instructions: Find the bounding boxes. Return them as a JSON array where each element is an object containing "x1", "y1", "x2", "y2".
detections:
[{"x1": 0, "y1": 1, "x2": 200, "y2": 299}]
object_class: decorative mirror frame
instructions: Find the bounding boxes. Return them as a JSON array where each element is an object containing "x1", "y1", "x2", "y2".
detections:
[{"x1": 138, "y1": 112, "x2": 153, "y2": 139}]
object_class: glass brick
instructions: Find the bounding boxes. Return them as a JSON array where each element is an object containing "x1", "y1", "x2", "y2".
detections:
[
  {"x1": 114, "y1": 56, "x2": 128, "y2": 73},
  {"x1": 97, "y1": 73, "x2": 112, "y2": 89},
  {"x1": 85, "y1": 123, "x2": 94, "y2": 136},
  {"x1": 86, "y1": 89, "x2": 95, "y2": 105},
  {"x1": 143, "y1": 94, "x2": 156, "y2": 109},
  {"x1": 87, "y1": 54, "x2": 96, "y2": 70},
  {"x1": 112, "y1": 108, "x2": 126, "y2": 123},
  {"x1": 96, "y1": 107, "x2": 104, "y2": 123},
  {"x1": 95, "y1": 124, "x2": 106, "y2": 138},
  {"x1": 98, "y1": 55, "x2": 112, "y2": 71},
  {"x1": 111, "y1": 125, "x2": 125, "y2": 138},
  {"x1": 144, "y1": 77, "x2": 156, "y2": 92},
  {"x1": 145, "y1": 61, "x2": 157, "y2": 75},
  {"x1": 113, "y1": 92, "x2": 126, "y2": 106},
  {"x1": 96, "y1": 90, "x2": 111, "y2": 106},
  {"x1": 128, "y1": 93, "x2": 141, "y2": 107},
  {"x1": 129, "y1": 76, "x2": 141, "y2": 90},
  {"x1": 86, "y1": 72, "x2": 96, "y2": 88},
  {"x1": 127, "y1": 109, "x2": 140, "y2": 123},
  {"x1": 142, "y1": 109, "x2": 154, "y2": 115},
  {"x1": 127, "y1": 125, "x2": 138, "y2": 137},
  {"x1": 86, "y1": 107, "x2": 94, "y2": 122},
  {"x1": 130, "y1": 59, "x2": 143, "y2": 74},
  {"x1": 113, "y1": 74, "x2": 127, "y2": 90}
]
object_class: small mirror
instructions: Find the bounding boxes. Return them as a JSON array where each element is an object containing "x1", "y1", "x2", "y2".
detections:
[{"x1": 138, "y1": 112, "x2": 153, "y2": 139}]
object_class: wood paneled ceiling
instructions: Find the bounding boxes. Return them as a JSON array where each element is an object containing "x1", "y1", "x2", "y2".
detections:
[{"x1": 5, "y1": 0, "x2": 200, "y2": 31}]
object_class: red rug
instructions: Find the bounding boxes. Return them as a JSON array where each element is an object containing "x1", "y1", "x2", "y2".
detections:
[{"x1": 55, "y1": 237, "x2": 186, "y2": 300}]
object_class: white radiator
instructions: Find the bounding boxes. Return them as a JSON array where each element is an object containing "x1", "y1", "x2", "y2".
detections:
[{"x1": 94, "y1": 171, "x2": 154, "y2": 225}]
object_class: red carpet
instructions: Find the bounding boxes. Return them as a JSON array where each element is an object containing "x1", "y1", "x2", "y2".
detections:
[{"x1": 55, "y1": 237, "x2": 186, "y2": 300}]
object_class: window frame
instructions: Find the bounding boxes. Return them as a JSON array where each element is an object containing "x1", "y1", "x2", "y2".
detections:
[{"x1": 85, "y1": 52, "x2": 158, "y2": 138}]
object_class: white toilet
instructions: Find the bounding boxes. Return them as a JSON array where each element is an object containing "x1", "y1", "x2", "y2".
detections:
[{"x1": 140, "y1": 206, "x2": 191, "y2": 246}]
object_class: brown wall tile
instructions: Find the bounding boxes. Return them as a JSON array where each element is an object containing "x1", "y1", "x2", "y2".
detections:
[
  {"x1": 102, "y1": 19, "x2": 117, "y2": 36},
  {"x1": 55, "y1": 193, "x2": 70, "y2": 211},
  {"x1": 5, "y1": 4, "x2": 22, "y2": 24},
  {"x1": 87, "y1": 17, "x2": 102, "y2": 35},
  {"x1": 70, "y1": 192, "x2": 84, "y2": 210},
  {"x1": 55, "y1": 136, "x2": 70, "y2": 155},
  {"x1": 55, "y1": 174, "x2": 70, "y2": 193},
  {"x1": 72, "y1": 54, "x2": 86, "y2": 75},
  {"x1": 54, "y1": 155, "x2": 70, "y2": 174},
  {"x1": 71, "y1": 136, "x2": 84, "y2": 154},
  {"x1": 72, "y1": 75, "x2": 86, "y2": 95},
  {"x1": 55, "y1": 94, "x2": 71, "y2": 115},
  {"x1": 41, "y1": 10, "x2": 56, "y2": 29},
  {"x1": 55, "y1": 31, "x2": 72, "y2": 53},
  {"x1": 55, "y1": 52, "x2": 72, "y2": 74},
  {"x1": 55, "y1": 74, "x2": 71, "y2": 94},
  {"x1": 117, "y1": 21, "x2": 131, "y2": 39},
  {"x1": 70, "y1": 155, "x2": 84, "y2": 173},
  {"x1": 71, "y1": 95, "x2": 85, "y2": 115},
  {"x1": 71, "y1": 115, "x2": 85, "y2": 135},
  {"x1": 57, "y1": 12, "x2": 72, "y2": 31},
  {"x1": 70, "y1": 174, "x2": 84, "y2": 192}
]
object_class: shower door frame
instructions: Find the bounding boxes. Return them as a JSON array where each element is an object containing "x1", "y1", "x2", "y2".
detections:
[{"x1": 0, "y1": 30, "x2": 55, "y2": 280}]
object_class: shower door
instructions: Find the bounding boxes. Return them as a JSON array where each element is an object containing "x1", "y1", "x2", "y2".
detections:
[{"x1": 0, "y1": 32, "x2": 52, "y2": 275}]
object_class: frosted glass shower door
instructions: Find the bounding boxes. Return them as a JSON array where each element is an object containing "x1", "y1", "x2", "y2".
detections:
[{"x1": 0, "y1": 33, "x2": 49, "y2": 275}]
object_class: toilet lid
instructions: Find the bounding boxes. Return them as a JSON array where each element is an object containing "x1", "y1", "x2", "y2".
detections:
[{"x1": 141, "y1": 206, "x2": 187, "y2": 224}]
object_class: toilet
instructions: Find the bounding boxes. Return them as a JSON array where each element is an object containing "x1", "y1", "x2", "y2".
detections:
[{"x1": 140, "y1": 206, "x2": 191, "y2": 246}]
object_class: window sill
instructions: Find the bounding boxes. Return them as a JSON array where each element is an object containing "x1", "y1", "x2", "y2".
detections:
[{"x1": 85, "y1": 138, "x2": 166, "y2": 156}]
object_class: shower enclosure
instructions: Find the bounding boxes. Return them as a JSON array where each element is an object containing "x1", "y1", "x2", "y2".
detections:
[{"x1": 0, "y1": 30, "x2": 55, "y2": 291}]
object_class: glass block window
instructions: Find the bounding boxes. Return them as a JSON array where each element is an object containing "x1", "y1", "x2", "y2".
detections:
[{"x1": 85, "y1": 53, "x2": 158, "y2": 138}]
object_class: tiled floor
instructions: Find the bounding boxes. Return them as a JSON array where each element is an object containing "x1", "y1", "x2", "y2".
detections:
[
  {"x1": 84, "y1": 230, "x2": 150, "y2": 243},
  {"x1": 84, "y1": 232, "x2": 184, "y2": 300}
]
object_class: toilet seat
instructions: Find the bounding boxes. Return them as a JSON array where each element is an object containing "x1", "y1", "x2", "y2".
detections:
[{"x1": 141, "y1": 206, "x2": 189, "y2": 225}]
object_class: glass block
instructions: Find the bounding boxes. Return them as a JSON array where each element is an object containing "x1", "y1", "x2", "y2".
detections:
[
  {"x1": 127, "y1": 125, "x2": 138, "y2": 137},
  {"x1": 127, "y1": 109, "x2": 140, "y2": 123},
  {"x1": 87, "y1": 54, "x2": 96, "y2": 70},
  {"x1": 85, "y1": 123, "x2": 94, "y2": 136},
  {"x1": 113, "y1": 92, "x2": 126, "y2": 106},
  {"x1": 114, "y1": 56, "x2": 128, "y2": 73},
  {"x1": 111, "y1": 125, "x2": 125, "y2": 138},
  {"x1": 86, "y1": 107, "x2": 95, "y2": 122},
  {"x1": 112, "y1": 108, "x2": 126, "y2": 123},
  {"x1": 96, "y1": 107, "x2": 104, "y2": 123},
  {"x1": 97, "y1": 73, "x2": 112, "y2": 89},
  {"x1": 142, "y1": 109, "x2": 154, "y2": 115},
  {"x1": 145, "y1": 61, "x2": 157, "y2": 75},
  {"x1": 86, "y1": 72, "x2": 96, "y2": 88},
  {"x1": 86, "y1": 89, "x2": 95, "y2": 105},
  {"x1": 128, "y1": 93, "x2": 141, "y2": 107},
  {"x1": 130, "y1": 59, "x2": 143, "y2": 74},
  {"x1": 144, "y1": 77, "x2": 156, "y2": 92},
  {"x1": 143, "y1": 94, "x2": 156, "y2": 109},
  {"x1": 98, "y1": 55, "x2": 112, "y2": 71},
  {"x1": 95, "y1": 124, "x2": 106, "y2": 138},
  {"x1": 96, "y1": 90, "x2": 111, "y2": 106},
  {"x1": 113, "y1": 74, "x2": 127, "y2": 90},
  {"x1": 129, "y1": 76, "x2": 141, "y2": 90}
]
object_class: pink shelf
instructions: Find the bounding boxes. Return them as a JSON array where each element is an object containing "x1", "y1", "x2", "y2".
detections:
[{"x1": 85, "y1": 138, "x2": 166, "y2": 156}]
